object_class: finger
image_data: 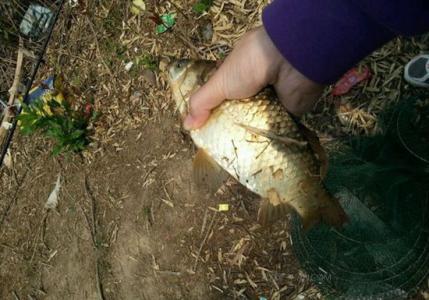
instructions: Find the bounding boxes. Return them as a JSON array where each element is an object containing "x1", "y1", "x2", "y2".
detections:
[
  {"x1": 275, "y1": 83, "x2": 318, "y2": 117},
  {"x1": 216, "y1": 60, "x2": 224, "y2": 68},
  {"x1": 274, "y1": 69, "x2": 324, "y2": 116},
  {"x1": 183, "y1": 69, "x2": 226, "y2": 130},
  {"x1": 183, "y1": 108, "x2": 210, "y2": 130}
]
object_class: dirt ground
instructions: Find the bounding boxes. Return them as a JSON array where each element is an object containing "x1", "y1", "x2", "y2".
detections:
[
  {"x1": 1, "y1": 0, "x2": 429, "y2": 299},
  {"x1": 1, "y1": 112, "x2": 313, "y2": 300}
]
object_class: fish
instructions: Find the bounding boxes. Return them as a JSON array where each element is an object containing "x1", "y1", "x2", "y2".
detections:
[{"x1": 167, "y1": 59, "x2": 348, "y2": 230}]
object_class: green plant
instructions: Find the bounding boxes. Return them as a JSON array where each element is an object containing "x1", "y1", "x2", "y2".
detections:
[
  {"x1": 136, "y1": 53, "x2": 157, "y2": 70},
  {"x1": 17, "y1": 97, "x2": 98, "y2": 155},
  {"x1": 193, "y1": 0, "x2": 213, "y2": 14},
  {"x1": 101, "y1": 39, "x2": 127, "y2": 66}
]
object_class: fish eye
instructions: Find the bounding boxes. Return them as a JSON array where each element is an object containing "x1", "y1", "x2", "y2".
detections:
[
  {"x1": 174, "y1": 59, "x2": 189, "y2": 71},
  {"x1": 169, "y1": 59, "x2": 189, "y2": 80}
]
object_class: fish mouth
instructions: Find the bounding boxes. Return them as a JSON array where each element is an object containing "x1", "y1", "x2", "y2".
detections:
[
  {"x1": 164, "y1": 58, "x2": 217, "y2": 82},
  {"x1": 159, "y1": 56, "x2": 187, "y2": 78},
  {"x1": 166, "y1": 59, "x2": 218, "y2": 117}
]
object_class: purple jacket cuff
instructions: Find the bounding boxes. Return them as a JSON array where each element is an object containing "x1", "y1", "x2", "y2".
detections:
[
  {"x1": 350, "y1": 0, "x2": 429, "y2": 36},
  {"x1": 262, "y1": 0, "x2": 395, "y2": 85}
]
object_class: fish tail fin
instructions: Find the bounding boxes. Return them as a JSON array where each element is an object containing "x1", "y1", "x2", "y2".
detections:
[
  {"x1": 257, "y1": 186, "x2": 348, "y2": 231},
  {"x1": 318, "y1": 189, "x2": 349, "y2": 229}
]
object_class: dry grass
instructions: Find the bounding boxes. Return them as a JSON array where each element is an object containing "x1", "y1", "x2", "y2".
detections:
[
  {"x1": 42, "y1": 0, "x2": 269, "y2": 154},
  {"x1": 305, "y1": 36, "x2": 429, "y2": 138}
]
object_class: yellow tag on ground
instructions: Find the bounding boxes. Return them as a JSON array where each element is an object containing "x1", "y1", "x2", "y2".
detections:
[
  {"x1": 218, "y1": 204, "x2": 229, "y2": 212},
  {"x1": 131, "y1": 0, "x2": 146, "y2": 15}
]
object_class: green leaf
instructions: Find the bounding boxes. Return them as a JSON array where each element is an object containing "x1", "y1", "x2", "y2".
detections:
[
  {"x1": 193, "y1": 0, "x2": 213, "y2": 14},
  {"x1": 20, "y1": 125, "x2": 35, "y2": 135},
  {"x1": 136, "y1": 53, "x2": 158, "y2": 71},
  {"x1": 52, "y1": 144, "x2": 64, "y2": 156},
  {"x1": 155, "y1": 13, "x2": 176, "y2": 34},
  {"x1": 71, "y1": 129, "x2": 84, "y2": 139},
  {"x1": 16, "y1": 94, "x2": 94, "y2": 156},
  {"x1": 17, "y1": 113, "x2": 36, "y2": 123},
  {"x1": 48, "y1": 98, "x2": 61, "y2": 109},
  {"x1": 91, "y1": 111, "x2": 101, "y2": 122}
]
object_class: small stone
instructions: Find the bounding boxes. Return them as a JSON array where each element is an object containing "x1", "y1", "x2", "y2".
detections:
[
  {"x1": 130, "y1": 91, "x2": 142, "y2": 106},
  {"x1": 201, "y1": 22, "x2": 213, "y2": 42},
  {"x1": 142, "y1": 69, "x2": 156, "y2": 85},
  {"x1": 125, "y1": 61, "x2": 134, "y2": 72}
]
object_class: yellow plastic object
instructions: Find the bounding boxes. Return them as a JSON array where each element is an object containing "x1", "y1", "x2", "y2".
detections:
[
  {"x1": 218, "y1": 204, "x2": 229, "y2": 212},
  {"x1": 131, "y1": 0, "x2": 146, "y2": 15},
  {"x1": 18, "y1": 76, "x2": 65, "y2": 126}
]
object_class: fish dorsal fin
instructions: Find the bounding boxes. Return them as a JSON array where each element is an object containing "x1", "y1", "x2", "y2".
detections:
[
  {"x1": 257, "y1": 188, "x2": 293, "y2": 226},
  {"x1": 296, "y1": 123, "x2": 329, "y2": 180},
  {"x1": 236, "y1": 123, "x2": 307, "y2": 147},
  {"x1": 193, "y1": 149, "x2": 229, "y2": 194}
]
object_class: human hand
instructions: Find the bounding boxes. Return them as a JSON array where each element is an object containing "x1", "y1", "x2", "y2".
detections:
[{"x1": 183, "y1": 26, "x2": 325, "y2": 130}]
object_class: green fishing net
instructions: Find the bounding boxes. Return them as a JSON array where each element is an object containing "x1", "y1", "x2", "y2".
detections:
[{"x1": 291, "y1": 94, "x2": 429, "y2": 299}]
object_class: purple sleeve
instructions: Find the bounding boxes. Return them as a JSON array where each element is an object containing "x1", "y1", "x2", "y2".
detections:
[{"x1": 262, "y1": 0, "x2": 429, "y2": 85}]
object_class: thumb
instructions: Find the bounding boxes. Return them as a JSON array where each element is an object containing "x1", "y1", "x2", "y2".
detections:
[{"x1": 183, "y1": 70, "x2": 226, "y2": 130}]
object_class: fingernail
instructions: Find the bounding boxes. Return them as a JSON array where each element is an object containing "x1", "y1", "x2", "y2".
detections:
[{"x1": 183, "y1": 115, "x2": 193, "y2": 131}]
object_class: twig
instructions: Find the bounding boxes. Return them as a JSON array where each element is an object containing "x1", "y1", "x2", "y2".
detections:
[
  {"x1": 166, "y1": 1, "x2": 189, "y2": 20},
  {"x1": 0, "y1": 56, "x2": 19, "y2": 64},
  {"x1": 162, "y1": 184, "x2": 174, "y2": 205},
  {"x1": 84, "y1": 176, "x2": 97, "y2": 245},
  {"x1": 0, "y1": 243, "x2": 16, "y2": 251},
  {"x1": 8, "y1": 38, "x2": 24, "y2": 106},
  {"x1": 149, "y1": 200, "x2": 155, "y2": 225},
  {"x1": 236, "y1": 123, "x2": 308, "y2": 147},
  {"x1": 95, "y1": 262, "x2": 106, "y2": 300},
  {"x1": 41, "y1": 211, "x2": 51, "y2": 251},
  {"x1": 213, "y1": 284, "x2": 226, "y2": 294},
  {"x1": 85, "y1": 16, "x2": 114, "y2": 77},
  {"x1": 193, "y1": 211, "x2": 218, "y2": 272},
  {"x1": 176, "y1": 32, "x2": 202, "y2": 58},
  {"x1": 156, "y1": 270, "x2": 182, "y2": 276},
  {"x1": 12, "y1": 291, "x2": 20, "y2": 300},
  {"x1": 55, "y1": 49, "x2": 93, "y2": 64},
  {"x1": 0, "y1": 38, "x2": 24, "y2": 140},
  {"x1": 142, "y1": 166, "x2": 157, "y2": 184},
  {"x1": 200, "y1": 209, "x2": 208, "y2": 236}
]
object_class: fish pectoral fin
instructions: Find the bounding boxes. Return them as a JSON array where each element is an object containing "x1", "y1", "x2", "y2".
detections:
[
  {"x1": 296, "y1": 122, "x2": 329, "y2": 180},
  {"x1": 236, "y1": 123, "x2": 307, "y2": 147},
  {"x1": 257, "y1": 188, "x2": 293, "y2": 226},
  {"x1": 193, "y1": 148, "x2": 229, "y2": 194}
]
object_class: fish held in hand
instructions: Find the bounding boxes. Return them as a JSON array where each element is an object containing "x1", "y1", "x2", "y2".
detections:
[{"x1": 167, "y1": 59, "x2": 347, "y2": 230}]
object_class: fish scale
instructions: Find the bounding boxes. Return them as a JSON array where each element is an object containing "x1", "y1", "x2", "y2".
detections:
[
  {"x1": 192, "y1": 94, "x2": 316, "y2": 198},
  {"x1": 167, "y1": 59, "x2": 347, "y2": 229}
]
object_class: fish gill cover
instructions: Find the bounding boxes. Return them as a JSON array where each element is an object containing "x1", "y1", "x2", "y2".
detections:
[{"x1": 291, "y1": 91, "x2": 429, "y2": 299}]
